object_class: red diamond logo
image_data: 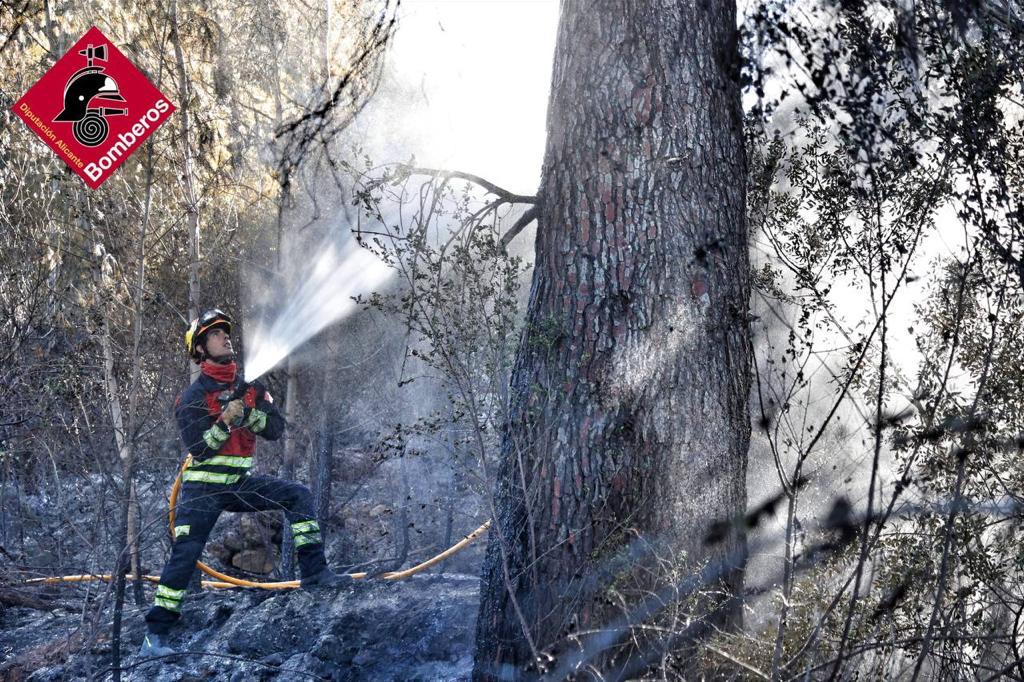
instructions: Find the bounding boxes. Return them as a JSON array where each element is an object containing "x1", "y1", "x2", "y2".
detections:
[{"x1": 11, "y1": 26, "x2": 175, "y2": 189}]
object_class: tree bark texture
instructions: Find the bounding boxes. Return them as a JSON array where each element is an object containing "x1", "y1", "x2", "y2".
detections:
[{"x1": 473, "y1": 1, "x2": 750, "y2": 678}]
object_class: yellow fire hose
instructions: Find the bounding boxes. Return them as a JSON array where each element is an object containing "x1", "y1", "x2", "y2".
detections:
[{"x1": 22, "y1": 455, "x2": 491, "y2": 590}]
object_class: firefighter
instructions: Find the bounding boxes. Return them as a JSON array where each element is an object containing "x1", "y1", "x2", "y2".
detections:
[{"x1": 140, "y1": 308, "x2": 350, "y2": 658}]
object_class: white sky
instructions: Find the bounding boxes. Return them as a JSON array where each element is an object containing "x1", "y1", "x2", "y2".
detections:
[{"x1": 355, "y1": 0, "x2": 559, "y2": 195}]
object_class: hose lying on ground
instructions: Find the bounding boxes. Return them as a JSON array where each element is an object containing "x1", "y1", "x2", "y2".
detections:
[{"x1": 22, "y1": 455, "x2": 491, "y2": 590}]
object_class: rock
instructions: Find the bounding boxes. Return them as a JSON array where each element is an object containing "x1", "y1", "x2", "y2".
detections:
[
  {"x1": 221, "y1": 529, "x2": 246, "y2": 552},
  {"x1": 261, "y1": 652, "x2": 284, "y2": 666},
  {"x1": 240, "y1": 511, "x2": 282, "y2": 543},
  {"x1": 231, "y1": 548, "x2": 277, "y2": 574},
  {"x1": 205, "y1": 540, "x2": 233, "y2": 565},
  {"x1": 369, "y1": 504, "x2": 391, "y2": 518}
]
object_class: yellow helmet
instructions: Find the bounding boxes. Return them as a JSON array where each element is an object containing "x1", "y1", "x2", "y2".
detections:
[{"x1": 184, "y1": 308, "x2": 232, "y2": 360}]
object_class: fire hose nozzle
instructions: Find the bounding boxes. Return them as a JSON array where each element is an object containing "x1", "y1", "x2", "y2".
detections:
[
  {"x1": 221, "y1": 380, "x2": 266, "y2": 405},
  {"x1": 230, "y1": 381, "x2": 251, "y2": 401}
]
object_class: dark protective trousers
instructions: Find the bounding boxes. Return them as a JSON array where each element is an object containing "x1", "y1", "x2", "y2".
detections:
[{"x1": 144, "y1": 473, "x2": 327, "y2": 634}]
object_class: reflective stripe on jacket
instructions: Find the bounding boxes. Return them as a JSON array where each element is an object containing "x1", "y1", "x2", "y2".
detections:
[{"x1": 175, "y1": 372, "x2": 284, "y2": 483}]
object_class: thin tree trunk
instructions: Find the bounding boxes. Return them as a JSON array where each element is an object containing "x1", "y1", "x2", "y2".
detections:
[
  {"x1": 279, "y1": 358, "x2": 299, "y2": 578},
  {"x1": 97, "y1": 308, "x2": 124, "y2": 680},
  {"x1": 86, "y1": 197, "x2": 138, "y2": 680},
  {"x1": 473, "y1": 1, "x2": 750, "y2": 678},
  {"x1": 322, "y1": 0, "x2": 331, "y2": 83},
  {"x1": 441, "y1": 402, "x2": 458, "y2": 575},
  {"x1": 312, "y1": 409, "x2": 334, "y2": 538},
  {"x1": 110, "y1": 545, "x2": 128, "y2": 682},
  {"x1": 124, "y1": 135, "x2": 158, "y2": 605},
  {"x1": 269, "y1": 29, "x2": 302, "y2": 577},
  {"x1": 771, "y1": 468, "x2": 801, "y2": 680},
  {"x1": 281, "y1": 361, "x2": 299, "y2": 479},
  {"x1": 171, "y1": 0, "x2": 202, "y2": 382},
  {"x1": 392, "y1": 453, "x2": 411, "y2": 571}
]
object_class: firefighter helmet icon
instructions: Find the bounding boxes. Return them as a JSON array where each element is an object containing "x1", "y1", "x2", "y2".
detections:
[{"x1": 53, "y1": 43, "x2": 127, "y2": 147}]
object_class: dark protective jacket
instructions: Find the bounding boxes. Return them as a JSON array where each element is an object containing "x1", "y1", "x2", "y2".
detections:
[{"x1": 175, "y1": 369, "x2": 284, "y2": 484}]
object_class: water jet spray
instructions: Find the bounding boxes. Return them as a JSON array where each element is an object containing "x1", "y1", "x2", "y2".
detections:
[{"x1": 243, "y1": 234, "x2": 392, "y2": 383}]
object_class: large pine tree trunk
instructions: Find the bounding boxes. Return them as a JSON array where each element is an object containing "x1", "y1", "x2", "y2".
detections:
[{"x1": 473, "y1": 1, "x2": 750, "y2": 677}]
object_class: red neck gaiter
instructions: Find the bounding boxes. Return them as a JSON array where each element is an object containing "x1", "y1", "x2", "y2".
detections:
[{"x1": 200, "y1": 360, "x2": 237, "y2": 385}]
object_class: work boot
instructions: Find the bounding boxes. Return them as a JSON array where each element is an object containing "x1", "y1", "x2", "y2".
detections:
[
  {"x1": 300, "y1": 568, "x2": 354, "y2": 590},
  {"x1": 139, "y1": 632, "x2": 176, "y2": 658}
]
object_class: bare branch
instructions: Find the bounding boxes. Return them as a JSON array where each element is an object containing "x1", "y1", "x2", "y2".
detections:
[
  {"x1": 402, "y1": 166, "x2": 538, "y2": 205},
  {"x1": 500, "y1": 205, "x2": 540, "y2": 251}
]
